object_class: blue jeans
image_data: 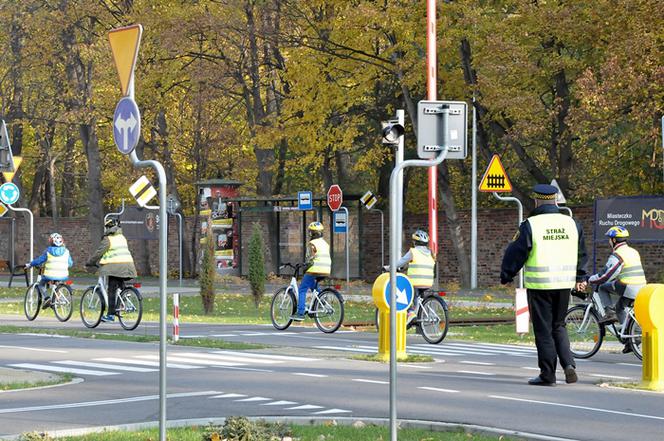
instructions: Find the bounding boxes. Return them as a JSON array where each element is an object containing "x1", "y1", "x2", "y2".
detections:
[{"x1": 297, "y1": 274, "x2": 319, "y2": 315}]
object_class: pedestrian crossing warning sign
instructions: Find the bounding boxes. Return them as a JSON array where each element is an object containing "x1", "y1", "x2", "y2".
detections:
[{"x1": 479, "y1": 155, "x2": 512, "y2": 192}]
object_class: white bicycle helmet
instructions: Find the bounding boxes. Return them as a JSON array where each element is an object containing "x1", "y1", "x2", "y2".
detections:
[{"x1": 49, "y1": 233, "x2": 64, "y2": 247}]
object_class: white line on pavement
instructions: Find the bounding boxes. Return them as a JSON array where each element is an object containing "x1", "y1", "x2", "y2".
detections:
[
  {"x1": 313, "y1": 408, "x2": 353, "y2": 414},
  {"x1": 9, "y1": 363, "x2": 119, "y2": 377},
  {"x1": 352, "y1": 379, "x2": 389, "y2": 385},
  {"x1": 211, "y1": 350, "x2": 319, "y2": 362},
  {"x1": 287, "y1": 404, "x2": 324, "y2": 410},
  {"x1": 589, "y1": 374, "x2": 634, "y2": 380},
  {"x1": 292, "y1": 373, "x2": 328, "y2": 378},
  {"x1": 210, "y1": 393, "x2": 246, "y2": 399},
  {"x1": 617, "y1": 363, "x2": 642, "y2": 367},
  {"x1": 137, "y1": 355, "x2": 243, "y2": 367},
  {"x1": 314, "y1": 346, "x2": 374, "y2": 353},
  {"x1": 458, "y1": 370, "x2": 496, "y2": 376},
  {"x1": 0, "y1": 345, "x2": 67, "y2": 353},
  {"x1": 176, "y1": 352, "x2": 284, "y2": 365},
  {"x1": 261, "y1": 400, "x2": 298, "y2": 406},
  {"x1": 54, "y1": 360, "x2": 156, "y2": 373},
  {"x1": 489, "y1": 395, "x2": 664, "y2": 421},
  {"x1": 93, "y1": 358, "x2": 203, "y2": 370},
  {"x1": 236, "y1": 397, "x2": 271, "y2": 402},
  {"x1": 460, "y1": 361, "x2": 496, "y2": 366},
  {"x1": 418, "y1": 386, "x2": 460, "y2": 394}
]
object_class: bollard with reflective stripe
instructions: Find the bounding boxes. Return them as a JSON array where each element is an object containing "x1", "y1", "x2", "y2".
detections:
[
  {"x1": 372, "y1": 272, "x2": 412, "y2": 361},
  {"x1": 634, "y1": 284, "x2": 664, "y2": 391},
  {"x1": 172, "y1": 293, "x2": 180, "y2": 343}
]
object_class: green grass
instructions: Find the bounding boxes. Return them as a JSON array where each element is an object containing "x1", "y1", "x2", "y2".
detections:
[
  {"x1": 0, "y1": 286, "x2": 26, "y2": 299},
  {"x1": 0, "y1": 373, "x2": 73, "y2": 392},
  {"x1": 43, "y1": 424, "x2": 512, "y2": 441},
  {"x1": 447, "y1": 323, "x2": 535, "y2": 345}
]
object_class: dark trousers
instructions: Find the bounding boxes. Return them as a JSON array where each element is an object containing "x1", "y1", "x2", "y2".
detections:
[
  {"x1": 107, "y1": 276, "x2": 129, "y2": 315},
  {"x1": 527, "y1": 288, "x2": 575, "y2": 383}
]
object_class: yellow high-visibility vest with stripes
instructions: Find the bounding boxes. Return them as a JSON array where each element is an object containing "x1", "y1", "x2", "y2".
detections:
[
  {"x1": 407, "y1": 247, "x2": 435, "y2": 288},
  {"x1": 100, "y1": 234, "x2": 134, "y2": 265},
  {"x1": 44, "y1": 250, "x2": 70, "y2": 279},
  {"x1": 614, "y1": 245, "x2": 647, "y2": 285},
  {"x1": 524, "y1": 214, "x2": 578, "y2": 290},
  {"x1": 306, "y1": 238, "x2": 331, "y2": 276}
]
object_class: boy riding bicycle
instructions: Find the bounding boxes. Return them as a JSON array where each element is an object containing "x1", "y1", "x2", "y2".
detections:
[
  {"x1": 396, "y1": 229, "x2": 435, "y2": 324},
  {"x1": 290, "y1": 221, "x2": 331, "y2": 321},
  {"x1": 25, "y1": 233, "x2": 73, "y2": 309}
]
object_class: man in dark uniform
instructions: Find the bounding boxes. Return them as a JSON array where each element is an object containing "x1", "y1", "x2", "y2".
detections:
[{"x1": 500, "y1": 184, "x2": 588, "y2": 386}]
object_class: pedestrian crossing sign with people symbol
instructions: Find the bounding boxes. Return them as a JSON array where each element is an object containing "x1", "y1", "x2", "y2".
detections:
[{"x1": 479, "y1": 154, "x2": 512, "y2": 192}]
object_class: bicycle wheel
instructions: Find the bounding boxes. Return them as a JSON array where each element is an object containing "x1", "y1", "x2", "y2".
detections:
[
  {"x1": 80, "y1": 286, "x2": 104, "y2": 328},
  {"x1": 626, "y1": 318, "x2": 642, "y2": 361},
  {"x1": 312, "y1": 288, "x2": 344, "y2": 333},
  {"x1": 53, "y1": 284, "x2": 73, "y2": 322},
  {"x1": 565, "y1": 305, "x2": 604, "y2": 359},
  {"x1": 418, "y1": 296, "x2": 449, "y2": 344},
  {"x1": 270, "y1": 287, "x2": 296, "y2": 330},
  {"x1": 24, "y1": 284, "x2": 42, "y2": 321},
  {"x1": 117, "y1": 287, "x2": 143, "y2": 331}
]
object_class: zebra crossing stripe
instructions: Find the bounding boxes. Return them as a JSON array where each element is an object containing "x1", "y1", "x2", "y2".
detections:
[
  {"x1": 54, "y1": 360, "x2": 156, "y2": 373},
  {"x1": 211, "y1": 393, "x2": 246, "y2": 399},
  {"x1": 287, "y1": 404, "x2": 324, "y2": 410},
  {"x1": 314, "y1": 346, "x2": 375, "y2": 353},
  {"x1": 313, "y1": 408, "x2": 353, "y2": 415},
  {"x1": 211, "y1": 350, "x2": 319, "y2": 362},
  {"x1": 443, "y1": 342, "x2": 536, "y2": 352},
  {"x1": 261, "y1": 400, "x2": 298, "y2": 406},
  {"x1": 177, "y1": 352, "x2": 283, "y2": 365},
  {"x1": 235, "y1": 397, "x2": 271, "y2": 402},
  {"x1": 93, "y1": 357, "x2": 203, "y2": 370},
  {"x1": 9, "y1": 363, "x2": 119, "y2": 377},
  {"x1": 137, "y1": 355, "x2": 243, "y2": 367}
]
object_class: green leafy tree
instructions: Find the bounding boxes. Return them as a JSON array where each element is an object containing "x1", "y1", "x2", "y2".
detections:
[{"x1": 248, "y1": 223, "x2": 267, "y2": 309}]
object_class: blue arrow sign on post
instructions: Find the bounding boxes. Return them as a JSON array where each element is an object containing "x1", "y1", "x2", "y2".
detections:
[
  {"x1": 384, "y1": 273, "x2": 414, "y2": 312},
  {"x1": 113, "y1": 97, "x2": 141, "y2": 155},
  {"x1": 0, "y1": 182, "x2": 20, "y2": 205},
  {"x1": 297, "y1": 191, "x2": 313, "y2": 210}
]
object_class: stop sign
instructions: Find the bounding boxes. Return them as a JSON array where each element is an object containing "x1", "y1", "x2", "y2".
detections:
[{"x1": 327, "y1": 184, "x2": 343, "y2": 212}]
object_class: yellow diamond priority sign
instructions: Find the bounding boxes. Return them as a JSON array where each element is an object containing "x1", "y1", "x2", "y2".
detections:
[
  {"x1": 129, "y1": 175, "x2": 157, "y2": 207},
  {"x1": 0, "y1": 202, "x2": 7, "y2": 217},
  {"x1": 479, "y1": 154, "x2": 512, "y2": 192},
  {"x1": 108, "y1": 24, "x2": 143, "y2": 96}
]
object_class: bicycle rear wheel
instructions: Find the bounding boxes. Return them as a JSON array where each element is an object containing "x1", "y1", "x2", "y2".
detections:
[
  {"x1": 270, "y1": 287, "x2": 296, "y2": 330},
  {"x1": 312, "y1": 289, "x2": 344, "y2": 333},
  {"x1": 565, "y1": 305, "x2": 604, "y2": 359},
  {"x1": 626, "y1": 318, "x2": 642, "y2": 361},
  {"x1": 53, "y1": 284, "x2": 73, "y2": 322},
  {"x1": 24, "y1": 284, "x2": 41, "y2": 321},
  {"x1": 117, "y1": 287, "x2": 143, "y2": 331},
  {"x1": 80, "y1": 286, "x2": 104, "y2": 328},
  {"x1": 419, "y1": 295, "x2": 449, "y2": 344}
]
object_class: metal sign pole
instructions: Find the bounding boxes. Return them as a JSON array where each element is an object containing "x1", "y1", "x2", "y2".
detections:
[
  {"x1": 471, "y1": 97, "x2": 478, "y2": 289},
  {"x1": 176, "y1": 212, "x2": 183, "y2": 286},
  {"x1": 396, "y1": 110, "x2": 405, "y2": 256},
  {"x1": 341, "y1": 206, "x2": 350, "y2": 287},
  {"x1": 493, "y1": 192, "x2": 523, "y2": 288},
  {"x1": 8, "y1": 206, "x2": 33, "y2": 284}
]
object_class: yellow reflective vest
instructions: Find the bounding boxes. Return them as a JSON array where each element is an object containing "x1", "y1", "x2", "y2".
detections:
[
  {"x1": 614, "y1": 244, "x2": 647, "y2": 285},
  {"x1": 306, "y1": 238, "x2": 331, "y2": 276},
  {"x1": 407, "y1": 247, "x2": 435, "y2": 288},
  {"x1": 524, "y1": 213, "x2": 578, "y2": 290},
  {"x1": 99, "y1": 234, "x2": 134, "y2": 265},
  {"x1": 44, "y1": 250, "x2": 70, "y2": 279}
]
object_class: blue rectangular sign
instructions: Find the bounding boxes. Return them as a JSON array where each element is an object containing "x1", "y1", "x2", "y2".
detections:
[
  {"x1": 298, "y1": 191, "x2": 313, "y2": 211},
  {"x1": 333, "y1": 211, "x2": 347, "y2": 233}
]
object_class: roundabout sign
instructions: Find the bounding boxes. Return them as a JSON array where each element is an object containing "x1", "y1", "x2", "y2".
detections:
[{"x1": 0, "y1": 182, "x2": 20, "y2": 205}]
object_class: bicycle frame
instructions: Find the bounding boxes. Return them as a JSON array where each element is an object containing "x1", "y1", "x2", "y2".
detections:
[{"x1": 577, "y1": 291, "x2": 639, "y2": 341}]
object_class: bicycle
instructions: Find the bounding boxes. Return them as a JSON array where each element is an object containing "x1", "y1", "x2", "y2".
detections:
[
  {"x1": 270, "y1": 263, "x2": 345, "y2": 333},
  {"x1": 23, "y1": 268, "x2": 73, "y2": 322},
  {"x1": 373, "y1": 276, "x2": 449, "y2": 345},
  {"x1": 565, "y1": 288, "x2": 642, "y2": 360},
  {"x1": 79, "y1": 272, "x2": 143, "y2": 330}
]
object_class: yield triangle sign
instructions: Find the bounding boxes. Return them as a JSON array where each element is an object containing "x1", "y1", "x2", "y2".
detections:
[
  {"x1": 108, "y1": 24, "x2": 143, "y2": 96},
  {"x1": 479, "y1": 154, "x2": 512, "y2": 192},
  {"x1": 3, "y1": 156, "x2": 22, "y2": 182}
]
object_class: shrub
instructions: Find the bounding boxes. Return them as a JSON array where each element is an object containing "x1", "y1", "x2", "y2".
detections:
[
  {"x1": 248, "y1": 223, "x2": 266, "y2": 308},
  {"x1": 199, "y1": 218, "x2": 216, "y2": 314}
]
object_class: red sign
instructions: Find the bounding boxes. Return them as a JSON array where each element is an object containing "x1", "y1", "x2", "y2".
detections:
[{"x1": 327, "y1": 184, "x2": 343, "y2": 212}]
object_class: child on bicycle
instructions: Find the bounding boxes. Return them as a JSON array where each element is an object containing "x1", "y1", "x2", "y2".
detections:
[
  {"x1": 290, "y1": 221, "x2": 331, "y2": 321},
  {"x1": 396, "y1": 229, "x2": 435, "y2": 325},
  {"x1": 85, "y1": 217, "x2": 137, "y2": 323},
  {"x1": 25, "y1": 233, "x2": 73, "y2": 308}
]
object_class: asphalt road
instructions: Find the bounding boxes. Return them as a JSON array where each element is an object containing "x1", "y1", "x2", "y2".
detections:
[{"x1": 0, "y1": 321, "x2": 662, "y2": 441}]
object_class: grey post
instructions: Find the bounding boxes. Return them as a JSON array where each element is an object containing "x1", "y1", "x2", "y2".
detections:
[
  {"x1": 388, "y1": 108, "x2": 450, "y2": 441},
  {"x1": 493, "y1": 192, "x2": 523, "y2": 289},
  {"x1": 175, "y1": 212, "x2": 183, "y2": 286},
  {"x1": 396, "y1": 110, "x2": 405, "y2": 254},
  {"x1": 340, "y1": 206, "x2": 350, "y2": 286},
  {"x1": 8, "y1": 205, "x2": 33, "y2": 284},
  {"x1": 471, "y1": 96, "x2": 477, "y2": 289}
]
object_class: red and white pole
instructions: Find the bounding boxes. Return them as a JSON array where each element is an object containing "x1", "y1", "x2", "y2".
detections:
[
  {"x1": 426, "y1": 0, "x2": 439, "y2": 258},
  {"x1": 172, "y1": 293, "x2": 180, "y2": 343}
]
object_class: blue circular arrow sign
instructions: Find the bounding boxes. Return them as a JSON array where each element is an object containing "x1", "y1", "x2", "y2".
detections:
[
  {"x1": 0, "y1": 182, "x2": 20, "y2": 205},
  {"x1": 113, "y1": 97, "x2": 141, "y2": 155},
  {"x1": 383, "y1": 273, "x2": 414, "y2": 312}
]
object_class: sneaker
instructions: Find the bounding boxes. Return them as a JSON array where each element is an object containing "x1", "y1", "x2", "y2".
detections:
[
  {"x1": 598, "y1": 309, "x2": 619, "y2": 325},
  {"x1": 290, "y1": 313, "x2": 305, "y2": 321},
  {"x1": 101, "y1": 314, "x2": 115, "y2": 323},
  {"x1": 564, "y1": 365, "x2": 578, "y2": 384},
  {"x1": 406, "y1": 311, "x2": 416, "y2": 325},
  {"x1": 41, "y1": 297, "x2": 52, "y2": 310}
]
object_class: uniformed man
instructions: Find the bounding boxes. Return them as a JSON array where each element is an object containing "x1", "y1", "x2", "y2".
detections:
[{"x1": 500, "y1": 184, "x2": 588, "y2": 386}]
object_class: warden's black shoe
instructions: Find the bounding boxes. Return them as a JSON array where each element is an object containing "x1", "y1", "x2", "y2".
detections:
[
  {"x1": 622, "y1": 345, "x2": 633, "y2": 354},
  {"x1": 528, "y1": 376, "x2": 555, "y2": 386},
  {"x1": 564, "y1": 365, "x2": 578, "y2": 384}
]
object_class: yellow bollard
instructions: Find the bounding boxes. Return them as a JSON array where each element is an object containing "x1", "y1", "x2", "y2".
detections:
[
  {"x1": 372, "y1": 272, "x2": 413, "y2": 362},
  {"x1": 634, "y1": 284, "x2": 664, "y2": 391}
]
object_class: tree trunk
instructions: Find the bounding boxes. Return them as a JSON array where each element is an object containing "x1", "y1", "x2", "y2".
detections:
[{"x1": 60, "y1": 135, "x2": 76, "y2": 217}]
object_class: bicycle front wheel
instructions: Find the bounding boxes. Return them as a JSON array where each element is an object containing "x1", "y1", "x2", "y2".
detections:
[
  {"x1": 80, "y1": 286, "x2": 104, "y2": 328},
  {"x1": 53, "y1": 284, "x2": 73, "y2": 322},
  {"x1": 312, "y1": 289, "x2": 344, "y2": 333},
  {"x1": 565, "y1": 305, "x2": 604, "y2": 359},
  {"x1": 24, "y1": 284, "x2": 41, "y2": 321},
  {"x1": 626, "y1": 318, "x2": 642, "y2": 361},
  {"x1": 419, "y1": 296, "x2": 449, "y2": 344},
  {"x1": 117, "y1": 287, "x2": 143, "y2": 331},
  {"x1": 270, "y1": 288, "x2": 295, "y2": 330}
]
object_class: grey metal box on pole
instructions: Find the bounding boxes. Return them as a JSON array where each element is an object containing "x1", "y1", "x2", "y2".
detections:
[{"x1": 417, "y1": 101, "x2": 468, "y2": 160}]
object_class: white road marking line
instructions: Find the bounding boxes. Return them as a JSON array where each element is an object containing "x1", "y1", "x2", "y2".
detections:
[
  {"x1": 292, "y1": 373, "x2": 328, "y2": 378},
  {"x1": 444, "y1": 342, "x2": 536, "y2": 352},
  {"x1": 314, "y1": 346, "x2": 375, "y2": 353},
  {"x1": 209, "y1": 334, "x2": 237, "y2": 337},
  {"x1": 458, "y1": 370, "x2": 496, "y2": 376},
  {"x1": 9, "y1": 363, "x2": 119, "y2": 377},
  {"x1": 287, "y1": 404, "x2": 324, "y2": 410},
  {"x1": 210, "y1": 393, "x2": 246, "y2": 399},
  {"x1": 589, "y1": 374, "x2": 634, "y2": 380},
  {"x1": 618, "y1": 363, "x2": 642, "y2": 367},
  {"x1": 0, "y1": 345, "x2": 67, "y2": 353},
  {"x1": 418, "y1": 386, "x2": 460, "y2": 394},
  {"x1": 211, "y1": 350, "x2": 319, "y2": 362},
  {"x1": 261, "y1": 400, "x2": 298, "y2": 406},
  {"x1": 268, "y1": 332, "x2": 297, "y2": 335},
  {"x1": 180, "y1": 335, "x2": 207, "y2": 338},
  {"x1": 522, "y1": 367, "x2": 540, "y2": 371},
  {"x1": 137, "y1": 355, "x2": 243, "y2": 367},
  {"x1": 400, "y1": 364, "x2": 432, "y2": 369},
  {"x1": 214, "y1": 366, "x2": 274, "y2": 373},
  {"x1": 489, "y1": 395, "x2": 664, "y2": 421},
  {"x1": 313, "y1": 408, "x2": 353, "y2": 414},
  {"x1": 460, "y1": 361, "x2": 495, "y2": 366},
  {"x1": 94, "y1": 358, "x2": 202, "y2": 370},
  {"x1": 0, "y1": 391, "x2": 219, "y2": 414},
  {"x1": 17, "y1": 333, "x2": 70, "y2": 339},
  {"x1": 237, "y1": 332, "x2": 268, "y2": 336},
  {"x1": 54, "y1": 360, "x2": 156, "y2": 373},
  {"x1": 352, "y1": 379, "x2": 389, "y2": 385},
  {"x1": 236, "y1": 397, "x2": 271, "y2": 402},
  {"x1": 176, "y1": 352, "x2": 283, "y2": 365}
]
